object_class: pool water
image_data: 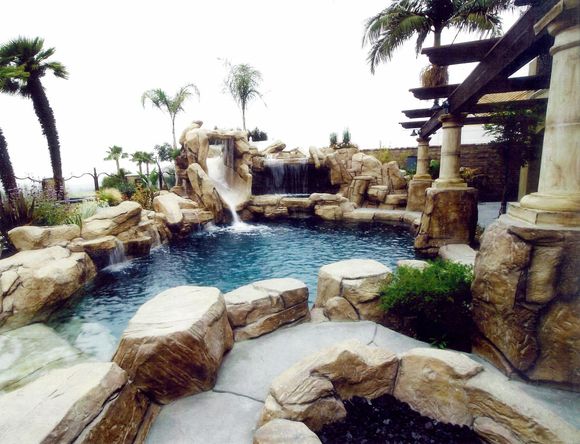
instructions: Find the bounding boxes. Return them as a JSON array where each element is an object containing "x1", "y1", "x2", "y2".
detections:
[{"x1": 49, "y1": 219, "x2": 416, "y2": 360}]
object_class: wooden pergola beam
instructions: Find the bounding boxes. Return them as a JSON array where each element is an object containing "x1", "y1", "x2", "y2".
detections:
[
  {"x1": 400, "y1": 116, "x2": 495, "y2": 129},
  {"x1": 421, "y1": 38, "x2": 501, "y2": 66},
  {"x1": 419, "y1": 0, "x2": 557, "y2": 139},
  {"x1": 409, "y1": 74, "x2": 550, "y2": 100},
  {"x1": 403, "y1": 98, "x2": 547, "y2": 119}
]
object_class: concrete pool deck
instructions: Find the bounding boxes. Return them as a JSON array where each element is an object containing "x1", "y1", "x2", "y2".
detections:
[{"x1": 146, "y1": 321, "x2": 580, "y2": 444}]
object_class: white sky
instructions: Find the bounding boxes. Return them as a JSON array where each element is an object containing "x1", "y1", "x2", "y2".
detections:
[{"x1": 0, "y1": 0, "x2": 521, "y2": 189}]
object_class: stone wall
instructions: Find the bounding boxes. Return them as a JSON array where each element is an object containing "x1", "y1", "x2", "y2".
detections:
[{"x1": 363, "y1": 144, "x2": 522, "y2": 202}]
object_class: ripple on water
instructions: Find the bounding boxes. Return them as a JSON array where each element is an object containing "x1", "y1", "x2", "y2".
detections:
[{"x1": 49, "y1": 219, "x2": 417, "y2": 359}]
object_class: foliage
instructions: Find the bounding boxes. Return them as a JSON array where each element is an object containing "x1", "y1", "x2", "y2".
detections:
[
  {"x1": 224, "y1": 62, "x2": 263, "y2": 130},
  {"x1": 104, "y1": 145, "x2": 128, "y2": 174},
  {"x1": 484, "y1": 103, "x2": 546, "y2": 213},
  {"x1": 369, "y1": 149, "x2": 391, "y2": 164},
  {"x1": 131, "y1": 182, "x2": 154, "y2": 210},
  {"x1": 329, "y1": 132, "x2": 338, "y2": 146},
  {"x1": 163, "y1": 166, "x2": 176, "y2": 188},
  {"x1": 142, "y1": 85, "x2": 200, "y2": 148},
  {"x1": 362, "y1": 0, "x2": 511, "y2": 74},
  {"x1": 101, "y1": 170, "x2": 136, "y2": 198},
  {"x1": 380, "y1": 259, "x2": 474, "y2": 350},
  {"x1": 429, "y1": 159, "x2": 440, "y2": 179},
  {"x1": 97, "y1": 187, "x2": 123, "y2": 206},
  {"x1": 248, "y1": 127, "x2": 268, "y2": 142},
  {"x1": 342, "y1": 128, "x2": 351, "y2": 145},
  {"x1": 0, "y1": 36, "x2": 68, "y2": 199},
  {"x1": 155, "y1": 143, "x2": 179, "y2": 162}
]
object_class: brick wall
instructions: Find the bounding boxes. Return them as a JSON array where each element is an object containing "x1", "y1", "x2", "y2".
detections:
[{"x1": 362, "y1": 144, "x2": 521, "y2": 202}]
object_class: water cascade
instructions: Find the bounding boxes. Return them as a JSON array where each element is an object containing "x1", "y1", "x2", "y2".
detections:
[
  {"x1": 107, "y1": 240, "x2": 126, "y2": 267},
  {"x1": 262, "y1": 158, "x2": 310, "y2": 194},
  {"x1": 207, "y1": 139, "x2": 243, "y2": 225}
]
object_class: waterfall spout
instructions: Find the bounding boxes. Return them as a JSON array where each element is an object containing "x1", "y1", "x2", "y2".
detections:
[
  {"x1": 107, "y1": 240, "x2": 126, "y2": 266},
  {"x1": 262, "y1": 159, "x2": 309, "y2": 194},
  {"x1": 207, "y1": 148, "x2": 243, "y2": 225}
]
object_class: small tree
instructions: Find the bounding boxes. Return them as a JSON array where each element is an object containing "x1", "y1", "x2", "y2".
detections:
[
  {"x1": 142, "y1": 84, "x2": 200, "y2": 149},
  {"x1": 484, "y1": 104, "x2": 546, "y2": 214},
  {"x1": 224, "y1": 62, "x2": 263, "y2": 131},
  {"x1": 104, "y1": 145, "x2": 128, "y2": 175}
]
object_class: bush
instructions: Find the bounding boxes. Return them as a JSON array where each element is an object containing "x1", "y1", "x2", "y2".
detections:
[
  {"x1": 248, "y1": 127, "x2": 268, "y2": 142},
  {"x1": 97, "y1": 188, "x2": 123, "y2": 206},
  {"x1": 329, "y1": 132, "x2": 338, "y2": 146},
  {"x1": 380, "y1": 259, "x2": 474, "y2": 350},
  {"x1": 369, "y1": 149, "x2": 391, "y2": 164},
  {"x1": 32, "y1": 191, "x2": 70, "y2": 226},
  {"x1": 342, "y1": 128, "x2": 351, "y2": 145},
  {"x1": 429, "y1": 159, "x2": 440, "y2": 179}
]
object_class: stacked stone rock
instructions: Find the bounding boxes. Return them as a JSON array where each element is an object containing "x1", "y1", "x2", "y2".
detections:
[{"x1": 257, "y1": 341, "x2": 579, "y2": 443}]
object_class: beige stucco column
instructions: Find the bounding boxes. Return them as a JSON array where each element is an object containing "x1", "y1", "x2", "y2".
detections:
[
  {"x1": 414, "y1": 137, "x2": 431, "y2": 179},
  {"x1": 433, "y1": 113, "x2": 466, "y2": 189},
  {"x1": 519, "y1": 2, "x2": 580, "y2": 218}
]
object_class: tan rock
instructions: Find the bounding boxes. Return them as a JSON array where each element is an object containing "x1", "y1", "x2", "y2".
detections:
[
  {"x1": 382, "y1": 161, "x2": 407, "y2": 191},
  {"x1": 322, "y1": 296, "x2": 359, "y2": 321},
  {"x1": 0, "y1": 247, "x2": 97, "y2": 331},
  {"x1": 0, "y1": 362, "x2": 137, "y2": 444},
  {"x1": 393, "y1": 348, "x2": 483, "y2": 426},
  {"x1": 112, "y1": 286, "x2": 233, "y2": 404},
  {"x1": 252, "y1": 195, "x2": 282, "y2": 206},
  {"x1": 187, "y1": 163, "x2": 224, "y2": 221},
  {"x1": 263, "y1": 140, "x2": 286, "y2": 155},
  {"x1": 8, "y1": 224, "x2": 80, "y2": 251},
  {"x1": 473, "y1": 417, "x2": 524, "y2": 444},
  {"x1": 82, "y1": 201, "x2": 142, "y2": 240},
  {"x1": 439, "y1": 243, "x2": 476, "y2": 266},
  {"x1": 254, "y1": 419, "x2": 321, "y2": 444},
  {"x1": 315, "y1": 259, "x2": 391, "y2": 323},
  {"x1": 367, "y1": 185, "x2": 389, "y2": 203},
  {"x1": 385, "y1": 193, "x2": 407, "y2": 207},
  {"x1": 260, "y1": 340, "x2": 399, "y2": 431},
  {"x1": 279, "y1": 197, "x2": 313, "y2": 210},
  {"x1": 225, "y1": 278, "x2": 309, "y2": 341},
  {"x1": 77, "y1": 235, "x2": 121, "y2": 268},
  {"x1": 396, "y1": 259, "x2": 430, "y2": 270},
  {"x1": 309, "y1": 307, "x2": 329, "y2": 323},
  {"x1": 406, "y1": 178, "x2": 432, "y2": 212},
  {"x1": 152, "y1": 192, "x2": 198, "y2": 228},
  {"x1": 314, "y1": 205, "x2": 342, "y2": 220}
]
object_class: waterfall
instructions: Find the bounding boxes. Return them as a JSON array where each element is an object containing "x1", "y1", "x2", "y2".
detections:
[
  {"x1": 107, "y1": 240, "x2": 126, "y2": 266},
  {"x1": 207, "y1": 145, "x2": 243, "y2": 225},
  {"x1": 262, "y1": 159, "x2": 309, "y2": 194}
]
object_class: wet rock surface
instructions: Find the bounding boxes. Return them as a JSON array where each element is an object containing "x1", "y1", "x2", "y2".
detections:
[{"x1": 317, "y1": 394, "x2": 480, "y2": 444}]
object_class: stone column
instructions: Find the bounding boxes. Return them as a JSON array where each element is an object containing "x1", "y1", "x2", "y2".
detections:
[
  {"x1": 513, "y1": 2, "x2": 580, "y2": 226},
  {"x1": 433, "y1": 114, "x2": 467, "y2": 189},
  {"x1": 406, "y1": 137, "x2": 432, "y2": 212}
]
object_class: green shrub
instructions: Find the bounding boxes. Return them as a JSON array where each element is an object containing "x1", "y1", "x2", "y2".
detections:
[
  {"x1": 429, "y1": 159, "x2": 440, "y2": 179},
  {"x1": 97, "y1": 188, "x2": 123, "y2": 206},
  {"x1": 369, "y1": 149, "x2": 391, "y2": 164},
  {"x1": 329, "y1": 132, "x2": 338, "y2": 146},
  {"x1": 32, "y1": 191, "x2": 70, "y2": 226},
  {"x1": 380, "y1": 259, "x2": 474, "y2": 350},
  {"x1": 342, "y1": 128, "x2": 351, "y2": 145}
]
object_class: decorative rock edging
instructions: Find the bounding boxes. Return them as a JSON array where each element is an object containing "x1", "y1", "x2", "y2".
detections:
[
  {"x1": 314, "y1": 259, "x2": 391, "y2": 323},
  {"x1": 224, "y1": 278, "x2": 310, "y2": 342},
  {"x1": 112, "y1": 286, "x2": 233, "y2": 404},
  {"x1": 0, "y1": 362, "x2": 152, "y2": 444},
  {"x1": 257, "y1": 342, "x2": 580, "y2": 444}
]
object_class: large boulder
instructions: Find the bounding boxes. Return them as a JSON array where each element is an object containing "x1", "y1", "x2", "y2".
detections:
[
  {"x1": 0, "y1": 246, "x2": 97, "y2": 331},
  {"x1": 225, "y1": 278, "x2": 310, "y2": 341},
  {"x1": 0, "y1": 362, "x2": 151, "y2": 444},
  {"x1": 113, "y1": 286, "x2": 234, "y2": 404},
  {"x1": 0, "y1": 323, "x2": 85, "y2": 393},
  {"x1": 259, "y1": 340, "x2": 399, "y2": 431},
  {"x1": 392, "y1": 347, "x2": 579, "y2": 444},
  {"x1": 350, "y1": 153, "x2": 382, "y2": 184},
  {"x1": 8, "y1": 224, "x2": 80, "y2": 251},
  {"x1": 186, "y1": 163, "x2": 224, "y2": 221},
  {"x1": 382, "y1": 161, "x2": 407, "y2": 191},
  {"x1": 262, "y1": 141, "x2": 286, "y2": 156},
  {"x1": 472, "y1": 217, "x2": 580, "y2": 390},
  {"x1": 152, "y1": 191, "x2": 198, "y2": 229},
  {"x1": 315, "y1": 259, "x2": 391, "y2": 323},
  {"x1": 81, "y1": 201, "x2": 142, "y2": 240},
  {"x1": 254, "y1": 419, "x2": 321, "y2": 444}
]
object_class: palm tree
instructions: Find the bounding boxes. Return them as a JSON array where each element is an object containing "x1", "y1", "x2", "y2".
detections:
[
  {"x1": 0, "y1": 65, "x2": 28, "y2": 199},
  {"x1": 142, "y1": 152, "x2": 155, "y2": 176},
  {"x1": 141, "y1": 84, "x2": 200, "y2": 150},
  {"x1": 224, "y1": 63, "x2": 263, "y2": 131},
  {"x1": 0, "y1": 37, "x2": 68, "y2": 199},
  {"x1": 104, "y1": 145, "x2": 128, "y2": 175},
  {"x1": 362, "y1": 0, "x2": 511, "y2": 77}
]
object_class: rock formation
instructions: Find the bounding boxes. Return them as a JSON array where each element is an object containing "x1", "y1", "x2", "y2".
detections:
[
  {"x1": 112, "y1": 286, "x2": 233, "y2": 404},
  {"x1": 225, "y1": 278, "x2": 310, "y2": 341}
]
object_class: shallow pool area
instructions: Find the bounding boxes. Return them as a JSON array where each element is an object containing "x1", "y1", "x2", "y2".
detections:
[{"x1": 49, "y1": 219, "x2": 416, "y2": 359}]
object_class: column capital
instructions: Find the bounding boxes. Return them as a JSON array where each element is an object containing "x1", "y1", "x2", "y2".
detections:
[
  {"x1": 416, "y1": 136, "x2": 431, "y2": 145},
  {"x1": 438, "y1": 113, "x2": 465, "y2": 128}
]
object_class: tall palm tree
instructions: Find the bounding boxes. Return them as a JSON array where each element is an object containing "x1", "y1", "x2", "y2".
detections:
[
  {"x1": 0, "y1": 65, "x2": 28, "y2": 199},
  {"x1": 131, "y1": 151, "x2": 151, "y2": 175},
  {"x1": 224, "y1": 63, "x2": 263, "y2": 131},
  {"x1": 362, "y1": 0, "x2": 512, "y2": 76},
  {"x1": 0, "y1": 37, "x2": 68, "y2": 199},
  {"x1": 141, "y1": 152, "x2": 155, "y2": 175},
  {"x1": 104, "y1": 145, "x2": 128, "y2": 175},
  {"x1": 141, "y1": 84, "x2": 200, "y2": 150}
]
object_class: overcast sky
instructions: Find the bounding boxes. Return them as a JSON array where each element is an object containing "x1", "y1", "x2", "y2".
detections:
[{"x1": 0, "y1": 0, "x2": 521, "y2": 186}]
